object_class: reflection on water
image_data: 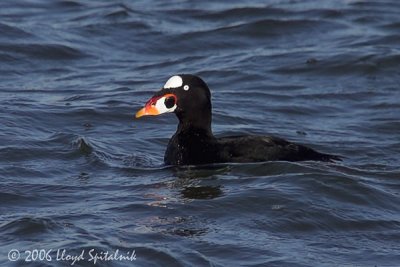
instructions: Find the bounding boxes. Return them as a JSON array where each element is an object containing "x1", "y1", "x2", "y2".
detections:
[{"x1": 181, "y1": 185, "x2": 223, "y2": 200}]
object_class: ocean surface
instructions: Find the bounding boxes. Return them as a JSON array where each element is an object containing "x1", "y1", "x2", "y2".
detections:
[{"x1": 1, "y1": 0, "x2": 400, "y2": 266}]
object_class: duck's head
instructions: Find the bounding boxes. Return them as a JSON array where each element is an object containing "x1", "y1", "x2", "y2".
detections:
[{"x1": 136, "y1": 74, "x2": 212, "y2": 128}]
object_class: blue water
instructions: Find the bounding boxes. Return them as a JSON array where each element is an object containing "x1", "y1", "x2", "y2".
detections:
[{"x1": 1, "y1": 0, "x2": 400, "y2": 266}]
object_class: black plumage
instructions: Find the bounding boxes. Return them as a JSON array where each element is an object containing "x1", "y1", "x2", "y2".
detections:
[{"x1": 136, "y1": 74, "x2": 341, "y2": 166}]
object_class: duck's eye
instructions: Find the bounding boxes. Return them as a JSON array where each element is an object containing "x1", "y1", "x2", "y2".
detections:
[
  {"x1": 164, "y1": 96, "x2": 176, "y2": 109},
  {"x1": 183, "y1": 85, "x2": 189, "y2": 91}
]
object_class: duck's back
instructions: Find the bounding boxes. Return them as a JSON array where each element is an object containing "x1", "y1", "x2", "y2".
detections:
[{"x1": 218, "y1": 135, "x2": 340, "y2": 163}]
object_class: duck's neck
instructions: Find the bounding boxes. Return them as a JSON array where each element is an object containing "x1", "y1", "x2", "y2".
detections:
[{"x1": 176, "y1": 110, "x2": 213, "y2": 136}]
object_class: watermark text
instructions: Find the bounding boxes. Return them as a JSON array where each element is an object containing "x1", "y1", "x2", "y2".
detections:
[{"x1": 8, "y1": 248, "x2": 137, "y2": 265}]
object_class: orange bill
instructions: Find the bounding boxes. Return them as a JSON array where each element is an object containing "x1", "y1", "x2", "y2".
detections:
[
  {"x1": 135, "y1": 93, "x2": 177, "y2": 118},
  {"x1": 135, "y1": 105, "x2": 160, "y2": 118}
]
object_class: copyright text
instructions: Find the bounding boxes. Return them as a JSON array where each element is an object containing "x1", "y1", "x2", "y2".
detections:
[{"x1": 8, "y1": 248, "x2": 137, "y2": 265}]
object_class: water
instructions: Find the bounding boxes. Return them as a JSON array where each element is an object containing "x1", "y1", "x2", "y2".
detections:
[{"x1": 1, "y1": 0, "x2": 400, "y2": 266}]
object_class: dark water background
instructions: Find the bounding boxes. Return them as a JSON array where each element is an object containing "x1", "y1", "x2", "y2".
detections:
[{"x1": 1, "y1": 0, "x2": 400, "y2": 266}]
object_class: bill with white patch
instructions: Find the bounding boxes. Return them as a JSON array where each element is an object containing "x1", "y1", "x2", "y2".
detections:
[{"x1": 155, "y1": 96, "x2": 177, "y2": 114}]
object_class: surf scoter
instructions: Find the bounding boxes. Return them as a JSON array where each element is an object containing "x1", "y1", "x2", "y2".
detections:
[{"x1": 136, "y1": 74, "x2": 340, "y2": 165}]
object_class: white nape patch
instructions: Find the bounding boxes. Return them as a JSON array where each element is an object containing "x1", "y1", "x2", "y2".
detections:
[
  {"x1": 183, "y1": 85, "x2": 189, "y2": 91},
  {"x1": 163, "y1": 75, "x2": 183, "y2": 89},
  {"x1": 155, "y1": 96, "x2": 176, "y2": 114}
]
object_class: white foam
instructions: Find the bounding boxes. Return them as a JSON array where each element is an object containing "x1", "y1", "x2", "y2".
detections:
[{"x1": 163, "y1": 75, "x2": 183, "y2": 89}]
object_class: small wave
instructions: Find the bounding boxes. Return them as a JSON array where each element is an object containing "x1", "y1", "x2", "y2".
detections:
[
  {"x1": 263, "y1": 211, "x2": 400, "y2": 233},
  {"x1": 349, "y1": 35, "x2": 400, "y2": 48},
  {"x1": 68, "y1": 133, "x2": 163, "y2": 169},
  {"x1": 104, "y1": 4, "x2": 135, "y2": 20},
  {"x1": 72, "y1": 137, "x2": 93, "y2": 155},
  {"x1": 0, "y1": 43, "x2": 87, "y2": 60},
  {"x1": 56, "y1": 0, "x2": 84, "y2": 8},
  {"x1": 0, "y1": 23, "x2": 32, "y2": 38},
  {"x1": 0, "y1": 133, "x2": 94, "y2": 162},
  {"x1": 209, "y1": 18, "x2": 344, "y2": 38},
  {"x1": 70, "y1": 3, "x2": 149, "y2": 31},
  {"x1": 271, "y1": 51, "x2": 399, "y2": 76},
  {"x1": 0, "y1": 191, "x2": 37, "y2": 204},
  {"x1": 0, "y1": 217, "x2": 60, "y2": 236},
  {"x1": 77, "y1": 20, "x2": 150, "y2": 34},
  {"x1": 0, "y1": 53, "x2": 18, "y2": 62},
  {"x1": 45, "y1": 133, "x2": 94, "y2": 158},
  {"x1": 105, "y1": 10, "x2": 129, "y2": 19},
  {"x1": 194, "y1": 6, "x2": 289, "y2": 20},
  {"x1": 381, "y1": 21, "x2": 400, "y2": 31},
  {"x1": 132, "y1": 246, "x2": 189, "y2": 267},
  {"x1": 349, "y1": 0, "x2": 400, "y2": 9}
]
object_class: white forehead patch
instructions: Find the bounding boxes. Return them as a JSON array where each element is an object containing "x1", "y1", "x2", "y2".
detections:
[{"x1": 163, "y1": 75, "x2": 183, "y2": 89}]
